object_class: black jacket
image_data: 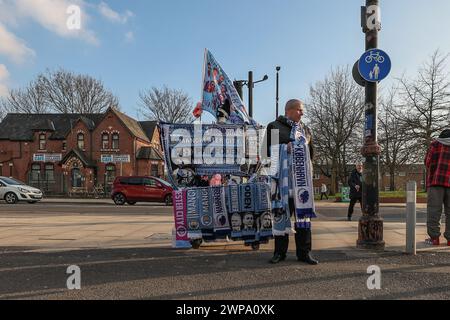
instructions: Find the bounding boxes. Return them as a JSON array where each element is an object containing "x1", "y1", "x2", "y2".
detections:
[
  {"x1": 265, "y1": 116, "x2": 314, "y2": 158},
  {"x1": 348, "y1": 169, "x2": 362, "y2": 199}
]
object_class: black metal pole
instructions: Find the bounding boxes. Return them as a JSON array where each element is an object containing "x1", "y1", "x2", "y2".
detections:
[
  {"x1": 276, "y1": 67, "x2": 280, "y2": 118},
  {"x1": 248, "y1": 71, "x2": 253, "y2": 118},
  {"x1": 357, "y1": 0, "x2": 385, "y2": 250}
]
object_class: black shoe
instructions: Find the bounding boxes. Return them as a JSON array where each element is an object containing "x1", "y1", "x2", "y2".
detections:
[
  {"x1": 347, "y1": 216, "x2": 352, "y2": 221},
  {"x1": 269, "y1": 254, "x2": 285, "y2": 264},
  {"x1": 298, "y1": 253, "x2": 319, "y2": 265}
]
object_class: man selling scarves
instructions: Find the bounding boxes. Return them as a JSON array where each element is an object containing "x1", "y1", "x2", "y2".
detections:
[{"x1": 265, "y1": 99, "x2": 318, "y2": 265}]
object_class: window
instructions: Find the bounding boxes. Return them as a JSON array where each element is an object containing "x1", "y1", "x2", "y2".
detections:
[
  {"x1": 105, "y1": 164, "x2": 116, "y2": 184},
  {"x1": 77, "y1": 133, "x2": 85, "y2": 150},
  {"x1": 399, "y1": 172, "x2": 406, "y2": 177},
  {"x1": 39, "y1": 134, "x2": 46, "y2": 150},
  {"x1": 44, "y1": 164, "x2": 54, "y2": 181},
  {"x1": 31, "y1": 163, "x2": 41, "y2": 182},
  {"x1": 313, "y1": 173, "x2": 321, "y2": 180},
  {"x1": 102, "y1": 133, "x2": 109, "y2": 149},
  {"x1": 314, "y1": 187, "x2": 320, "y2": 194},
  {"x1": 151, "y1": 164, "x2": 159, "y2": 177},
  {"x1": 127, "y1": 177, "x2": 143, "y2": 186},
  {"x1": 143, "y1": 178, "x2": 157, "y2": 187},
  {"x1": 112, "y1": 133, "x2": 119, "y2": 149},
  {"x1": 62, "y1": 141, "x2": 67, "y2": 151}
]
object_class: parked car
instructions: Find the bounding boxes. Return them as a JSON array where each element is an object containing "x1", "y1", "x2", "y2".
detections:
[
  {"x1": 0, "y1": 176, "x2": 43, "y2": 204},
  {"x1": 111, "y1": 176, "x2": 174, "y2": 206}
]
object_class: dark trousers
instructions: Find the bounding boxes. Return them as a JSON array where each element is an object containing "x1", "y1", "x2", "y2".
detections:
[
  {"x1": 320, "y1": 192, "x2": 328, "y2": 200},
  {"x1": 273, "y1": 197, "x2": 312, "y2": 258},
  {"x1": 273, "y1": 229, "x2": 312, "y2": 258},
  {"x1": 348, "y1": 197, "x2": 362, "y2": 218}
]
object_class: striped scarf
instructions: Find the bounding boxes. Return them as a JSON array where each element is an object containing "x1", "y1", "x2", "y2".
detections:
[
  {"x1": 270, "y1": 144, "x2": 293, "y2": 236},
  {"x1": 288, "y1": 120, "x2": 317, "y2": 229}
]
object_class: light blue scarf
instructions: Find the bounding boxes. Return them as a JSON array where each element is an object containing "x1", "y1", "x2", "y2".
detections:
[{"x1": 271, "y1": 144, "x2": 292, "y2": 236}]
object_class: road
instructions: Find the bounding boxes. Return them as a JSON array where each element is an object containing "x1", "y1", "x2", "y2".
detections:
[
  {"x1": 0, "y1": 201, "x2": 447, "y2": 300},
  {"x1": 0, "y1": 201, "x2": 428, "y2": 222},
  {"x1": 0, "y1": 245, "x2": 448, "y2": 300}
]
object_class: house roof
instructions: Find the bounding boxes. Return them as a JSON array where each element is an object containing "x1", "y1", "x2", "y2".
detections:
[
  {"x1": 0, "y1": 109, "x2": 159, "y2": 142},
  {"x1": 110, "y1": 109, "x2": 150, "y2": 142},
  {"x1": 60, "y1": 148, "x2": 97, "y2": 167},
  {"x1": 138, "y1": 121, "x2": 158, "y2": 142},
  {"x1": 0, "y1": 113, "x2": 104, "y2": 141},
  {"x1": 136, "y1": 146, "x2": 164, "y2": 161}
]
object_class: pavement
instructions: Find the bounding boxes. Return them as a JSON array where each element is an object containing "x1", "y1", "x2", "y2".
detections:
[{"x1": 0, "y1": 200, "x2": 448, "y2": 300}]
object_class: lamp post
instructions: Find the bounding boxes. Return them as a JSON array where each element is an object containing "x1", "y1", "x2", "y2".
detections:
[
  {"x1": 234, "y1": 72, "x2": 268, "y2": 118},
  {"x1": 276, "y1": 66, "x2": 281, "y2": 118},
  {"x1": 357, "y1": 0, "x2": 385, "y2": 250}
]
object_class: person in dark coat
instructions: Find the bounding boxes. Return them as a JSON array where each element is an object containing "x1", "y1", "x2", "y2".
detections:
[
  {"x1": 265, "y1": 99, "x2": 318, "y2": 265},
  {"x1": 347, "y1": 163, "x2": 363, "y2": 221}
]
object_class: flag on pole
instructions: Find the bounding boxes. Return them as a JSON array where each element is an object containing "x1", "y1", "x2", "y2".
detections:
[{"x1": 201, "y1": 49, "x2": 254, "y2": 125}]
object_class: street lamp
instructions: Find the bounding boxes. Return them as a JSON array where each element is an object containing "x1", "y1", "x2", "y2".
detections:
[{"x1": 233, "y1": 71, "x2": 269, "y2": 118}]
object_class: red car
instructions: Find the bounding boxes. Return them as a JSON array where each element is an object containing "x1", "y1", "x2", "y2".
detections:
[{"x1": 111, "y1": 176, "x2": 173, "y2": 206}]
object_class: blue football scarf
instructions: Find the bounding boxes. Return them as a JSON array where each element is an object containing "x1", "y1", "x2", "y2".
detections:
[
  {"x1": 255, "y1": 183, "x2": 271, "y2": 213},
  {"x1": 186, "y1": 188, "x2": 202, "y2": 240},
  {"x1": 289, "y1": 121, "x2": 317, "y2": 229},
  {"x1": 210, "y1": 186, "x2": 231, "y2": 237},
  {"x1": 239, "y1": 184, "x2": 255, "y2": 212},
  {"x1": 271, "y1": 144, "x2": 292, "y2": 236},
  {"x1": 198, "y1": 187, "x2": 214, "y2": 239}
]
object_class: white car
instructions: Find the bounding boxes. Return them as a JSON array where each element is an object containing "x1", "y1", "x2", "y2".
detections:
[{"x1": 0, "y1": 177, "x2": 43, "y2": 204}]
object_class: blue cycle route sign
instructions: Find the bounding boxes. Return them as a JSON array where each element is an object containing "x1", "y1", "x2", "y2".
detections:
[{"x1": 358, "y1": 49, "x2": 391, "y2": 82}]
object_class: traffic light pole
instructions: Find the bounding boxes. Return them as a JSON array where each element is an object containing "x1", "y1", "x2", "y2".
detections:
[{"x1": 357, "y1": 0, "x2": 385, "y2": 250}]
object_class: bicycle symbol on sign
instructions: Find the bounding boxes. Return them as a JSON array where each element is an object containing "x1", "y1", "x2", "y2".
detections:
[{"x1": 365, "y1": 51, "x2": 385, "y2": 64}]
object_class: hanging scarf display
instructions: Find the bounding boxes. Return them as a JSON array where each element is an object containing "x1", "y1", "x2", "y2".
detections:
[
  {"x1": 271, "y1": 144, "x2": 293, "y2": 236},
  {"x1": 210, "y1": 186, "x2": 231, "y2": 237},
  {"x1": 172, "y1": 190, "x2": 191, "y2": 248},
  {"x1": 198, "y1": 187, "x2": 214, "y2": 239},
  {"x1": 290, "y1": 121, "x2": 317, "y2": 229},
  {"x1": 255, "y1": 183, "x2": 271, "y2": 213},
  {"x1": 258, "y1": 211, "x2": 273, "y2": 240},
  {"x1": 186, "y1": 188, "x2": 202, "y2": 240},
  {"x1": 239, "y1": 183, "x2": 255, "y2": 212},
  {"x1": 226, "y1": 184, "x2": 242, "y2": 240}
]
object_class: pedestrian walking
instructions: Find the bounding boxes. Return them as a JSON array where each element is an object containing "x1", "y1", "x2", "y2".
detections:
[
  {"x1": 425, "y1": 129, "x2": 450, "y2": 246},
  {"x1": 320, "y1": 183, "x2": 328, "y2": 200},
  {"x1": 347, "y1": 163, "x2": 363, "y2": 221}
]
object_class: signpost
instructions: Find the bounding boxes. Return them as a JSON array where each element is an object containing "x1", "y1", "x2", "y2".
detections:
[
  {"x1": 355, "y1": 0, "x2": 388, "y2": 250},
  {"x1": 358, "y1": 49, "x2": 391, "y2": 82}
]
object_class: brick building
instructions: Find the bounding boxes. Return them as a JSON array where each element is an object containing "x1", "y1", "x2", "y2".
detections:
[{"x1": 0, "y1": 108, "x2": 164, "y2": 195}]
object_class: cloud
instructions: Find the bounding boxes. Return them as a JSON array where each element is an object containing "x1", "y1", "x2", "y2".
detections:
[
  {"x1": 0, "y1": 64, "x2": 10, "y2": 97},
  {"x1": 98, "y1": 2, "x2": 134, "y2": 24},
  {"x1": 125, "y1": 31, "x2": 134, "y2": 43},
  {"x1": 0, "y1": 0, "x2": 99, "y2": 46},
  {"x1": 0, "y1": 22, "x2": 35, "y2": 64}
]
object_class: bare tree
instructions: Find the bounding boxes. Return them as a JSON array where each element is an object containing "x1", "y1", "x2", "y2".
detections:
[
  {"x1": 40, "y1": 69, "x2": 119, "y2": 113},
  {"x1": 306, "y1": 66, "x2": 365, "y2": 194},
  {"x1": 397, "y1": 50, "x2": 450, "y2": 156},
  {"x1": 139, "y1": 86, "x2": 193, "y2": 123},
  {"x1": 379, "y1": 87, "x2": 415, "y2": 191},
  {"x1": 1, "y1": 69, "x2": 118, "y2": 115},
  {"x1": 1, "y1": 77, "x2": 49, "y2": 114}
]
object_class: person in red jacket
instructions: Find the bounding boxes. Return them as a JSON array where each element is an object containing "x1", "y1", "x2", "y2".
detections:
[{"x1": 425, "y1": 129, "x2": 450, "y2": 246}]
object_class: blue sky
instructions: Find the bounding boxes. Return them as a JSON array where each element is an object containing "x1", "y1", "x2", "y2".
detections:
[{"x1": 1, "y1": 0, "x2": 450, "y2": 125}]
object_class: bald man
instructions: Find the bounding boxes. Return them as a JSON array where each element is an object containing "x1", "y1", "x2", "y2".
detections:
[{"x1": 266, "y1": 99, "x2": 318, "y2": 265}]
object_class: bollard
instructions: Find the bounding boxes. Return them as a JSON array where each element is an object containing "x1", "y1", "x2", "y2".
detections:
[{"x1": 406, "y1": 181, "x2": 417, "y2": 255}]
